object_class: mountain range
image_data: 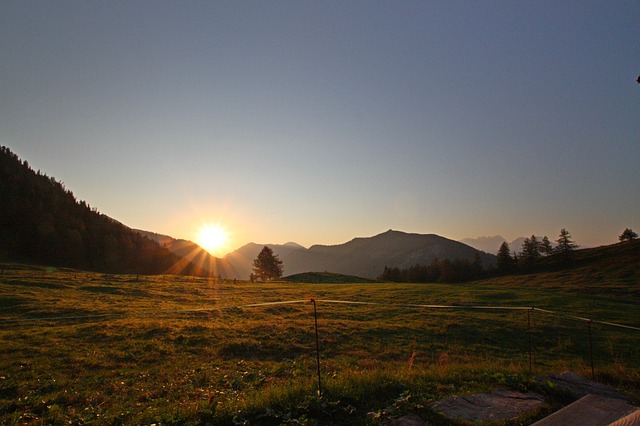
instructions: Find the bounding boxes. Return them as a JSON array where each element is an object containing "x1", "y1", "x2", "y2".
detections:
[
  {"x1": 140, "y1": 229, "x2": 496, "y2": 280},
  {"x1": 2, "y1": 146, "x2": 497, "y2": 279},
  {"x1": 135, "y1": 230, "x2": 307, "y2": 279}
]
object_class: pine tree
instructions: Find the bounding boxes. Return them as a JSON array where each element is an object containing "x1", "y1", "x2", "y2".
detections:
[
  {"x1": 555, "y1": 228, "x2": 578, "y2": 262},
  {"x1": 252, "y1": 246, "x2": 284, "y2": 281},
  {"x1": 496, "y1": 242, "x2": 515, "y2": 273},
  {"x1": 521, "y1": 235, "x2": 541, "y2": 266},
  {"x1": 619, "y1": 228, "x2": 638, "y2": 242},
  {"x1": 540, "y1": 236, "x2": 553, "y2": 256}
]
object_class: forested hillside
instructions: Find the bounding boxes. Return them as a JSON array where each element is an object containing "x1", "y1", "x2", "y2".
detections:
[{"x1": 0, "y1": 146, "x2": 206, "y2": 275}]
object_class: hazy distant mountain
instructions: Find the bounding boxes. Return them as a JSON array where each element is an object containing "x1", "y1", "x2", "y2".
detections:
[
  {"x1": 461, "y1": 235, "x2": 551, "y2": 256},
  {"x1": 224, "y1": 242, "x2": 306, "y2": 280},
  {"x1": 459, "y1": 236, "x2": 506, "y2": 255},
  {"x1": 134, "y1": 229, "x2": 236, "y2": 278},
  {"x1": 510, "y1": 237, "x2": 527, "y2": 254},
  {"x1": 284, "y1": 229, "x2": 496, "y2": 279}
]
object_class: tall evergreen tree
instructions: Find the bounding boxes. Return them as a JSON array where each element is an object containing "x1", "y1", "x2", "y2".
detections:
[
  {"x1": 555, "y1": 228, "x2": 578, "y2": 261},
  {"x1": 252, "y1": 246, "x2": 284, "y2": 281},
  {"x1": 496, "y1": 242, "x2": 515, "y2": 273},
  {"x1": 540, "y1": 236, "x2": 553, "y2": 256},
  {"x1": 521, "y1": 235, "x2": 541, "y2": 266}
]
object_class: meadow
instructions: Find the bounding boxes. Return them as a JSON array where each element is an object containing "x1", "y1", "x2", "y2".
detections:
[{"x1": 1, "y1": 263, "x2": 639, "y2": 425}]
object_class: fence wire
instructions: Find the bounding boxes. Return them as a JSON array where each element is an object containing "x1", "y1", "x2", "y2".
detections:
[{"x1": 2, "y1": 298, "x2": 638, "y2": 331}]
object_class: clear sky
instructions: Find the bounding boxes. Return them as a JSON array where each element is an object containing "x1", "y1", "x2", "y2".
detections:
[{"x1": 2, "y1": 1, "x2": 639, "y2": 256}]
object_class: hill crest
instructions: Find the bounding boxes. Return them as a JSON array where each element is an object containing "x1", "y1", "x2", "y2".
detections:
[{"x1": 283, "y1": 229, "x2": 495, "y2": 279}]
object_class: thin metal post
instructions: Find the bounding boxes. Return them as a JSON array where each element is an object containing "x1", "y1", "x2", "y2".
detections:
[
  {"x1": 588, "y1": 320, "x2": 595, "y2": 379},
  {"x1": 310, "y1": 298, "x2": 322, "y2": 397},
  {"x1": 527, "y1": 308, "x2": 532, "y2": 373}
]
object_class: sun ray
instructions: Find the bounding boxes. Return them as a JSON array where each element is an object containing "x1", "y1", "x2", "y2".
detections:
[{"x1": 197, "y1": 224, "x2": 228, "y2": 256}]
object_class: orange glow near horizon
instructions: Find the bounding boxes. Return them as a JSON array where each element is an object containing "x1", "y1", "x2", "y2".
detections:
[{"x1": 196, "y1": 223, "x2": 229, "y2": 257}]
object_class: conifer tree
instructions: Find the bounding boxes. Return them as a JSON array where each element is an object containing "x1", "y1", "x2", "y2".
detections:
[
  {"x1": 540, "y1": 236, "x2": 553, "y2": 256},
  {"x1": 496, "y1": 242, "x2": 515, "y2": 273},
  {"x1": 555, "y1": 228, "x2": 578, "y2": 262},
  {"x1": 521, "y1": 235, "x2": 541, "y2": 266},
  {"x1": 252, "y1": 246, "x2": 284, "y2": 281},
  {"x1": 619, "y1": 228, "x2": 638, "y2": 242}
]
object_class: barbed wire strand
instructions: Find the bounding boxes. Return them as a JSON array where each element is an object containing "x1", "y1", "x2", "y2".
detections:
[
  {"x1": 315, "y1": 299, "x2": 533, "y2": 311},
  {"x1": 532, "y1": 307, "x2": 640, "y2": 331}
]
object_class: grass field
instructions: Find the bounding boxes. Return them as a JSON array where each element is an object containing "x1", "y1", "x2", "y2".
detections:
[{"x1": 1, "y1": 263, "x2": 639, "y2": 424}]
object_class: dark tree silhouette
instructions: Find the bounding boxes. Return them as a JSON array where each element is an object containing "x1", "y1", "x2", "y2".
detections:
[
  {"x1": 378, "y1": 255, "x2": 483, "y2": 283},
  {"x1": 252, "y1": 246, "x2": 284, "y2": 281},
  {"x1": 520, "y1": 235, "x2": 541, "y2": 267},
  {"x1": 555, "y1": 228, "x2": 578, "y2": 262},
  {"x1": 619, "y1": 228, "x2": 638, "y2": 242},
  {"x1": 496, "y1": 242, "x2": 515, "y2": 273},
  {"x1": 540, "y1": 236, "x2": 553, "y2": 256}
]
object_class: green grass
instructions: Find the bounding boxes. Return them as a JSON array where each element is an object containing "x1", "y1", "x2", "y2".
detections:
[
  {"x1": 282, "y1": 272, "x2": 378, "y2": 284},
  {"x1": 0, "y1": 263, "x2": 639, "y2": 424}
]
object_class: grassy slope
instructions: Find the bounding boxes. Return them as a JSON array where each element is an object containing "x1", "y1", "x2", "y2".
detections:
[
  {"x1": 282, "y1": 271, "x2": 378, "y2": 283},
  {"x1": 0, "y1": 245, "x2": 638, "y2": 425}
]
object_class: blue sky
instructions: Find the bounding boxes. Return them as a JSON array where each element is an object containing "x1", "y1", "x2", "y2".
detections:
[{"x1": 2, "y1": 1, "x2": 639, "y2": 254}]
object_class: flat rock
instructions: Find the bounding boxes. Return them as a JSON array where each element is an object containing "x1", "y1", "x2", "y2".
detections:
[
  {"x1": 386, "y1": 414, "x2": 428, "y2": 426},
  {"x1": 537, "y1": 371, "x2": 631, "y2": 402},
  {"x1": 431, "y1": 389, "x2": 545, "y2": 424}
]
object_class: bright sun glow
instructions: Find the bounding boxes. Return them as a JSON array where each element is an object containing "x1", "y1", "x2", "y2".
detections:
[{"x1": 197, "y1": 224, "x2": 228, "y2": 256}]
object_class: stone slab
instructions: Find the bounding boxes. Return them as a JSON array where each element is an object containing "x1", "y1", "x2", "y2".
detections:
[
  {"x1": 431, "y1": 389, "x2": 545, "y2": 424},
  {"x1": 531, "y1": 393, "x2": 639, "y2": 426}
]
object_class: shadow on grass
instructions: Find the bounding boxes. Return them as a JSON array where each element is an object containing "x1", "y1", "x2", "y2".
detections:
[
  {"x1": 218, "y1": 340, "x2": 308, "y2": 361},
  {"x1": 78, "y1": 285, "x2": 150, "y2": 297},
  {"x1": 4, "y1": 279, "x2": 67, "y2": 290}
]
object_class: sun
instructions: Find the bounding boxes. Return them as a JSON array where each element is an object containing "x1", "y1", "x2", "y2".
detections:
[{"x1": 197, "y1": 224, "x2": 228, "y2": 256}]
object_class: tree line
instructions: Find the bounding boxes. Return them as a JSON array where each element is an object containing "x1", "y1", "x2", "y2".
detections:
[
  {"x1": 496, "y1": 227, "x2": 637, "y2": 274},
  {"x1": 378, "y1": 227, "x2": 638, "y2": 283},
  {"x1": 379, "y1": 254, "x2": 485, "y2": 283},
  {"x1": 496, "y1": 229, "x2": 579, "y2": 273},
  {"x1": 376, "y1": 228, "x2": 578, "y2": 283},
  {"x1": 0, "y1": 146, "x2": 207, "y2": 275}
]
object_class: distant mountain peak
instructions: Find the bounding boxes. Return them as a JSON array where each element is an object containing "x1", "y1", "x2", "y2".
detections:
[
  {"x1": 284, "y1": 230, "x2": 496, "y2": 279},
  {"x1": 284, "y1": 242, "x2": 306, "y2": 249},
  {"x1": 460, "y1": 235, "x2": 507, "y2": 254}
]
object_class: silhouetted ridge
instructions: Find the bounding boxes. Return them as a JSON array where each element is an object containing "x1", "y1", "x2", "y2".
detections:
[
  {"x1": 284, "y1": 229, "x2": 496, "y2": 279},
  {"x1": 0, "y1": 146, "x2": 207, "y2": 275},
  {"x1": 134, "y1": 229, "x2": 236, "y2": 278}
]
